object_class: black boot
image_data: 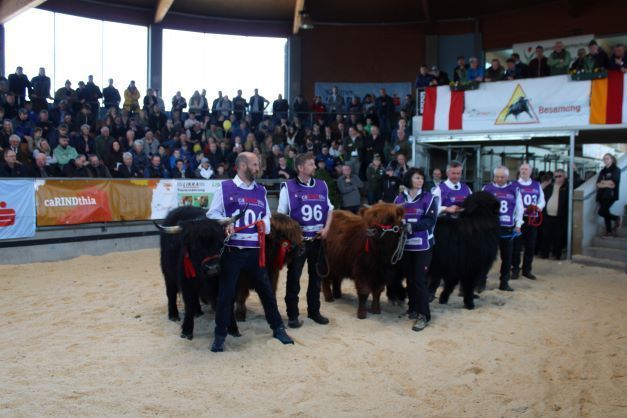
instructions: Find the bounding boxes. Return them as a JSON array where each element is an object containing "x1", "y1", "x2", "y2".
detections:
[
  {"x1": 308, "y1": 312, "x2": 329, "y2": 325},
  {"x1": 498, "y1": 278, "x2": 514, "y2": 292},
  {"x1": 211, "y1": 334, "x2": 226, "y2": 352},
  {"x1": 288, "y1": 318, "x2": 303, "y2": 328},
  {"x1": 273, "y1": 327, "x2": 294, "y2": 345}
]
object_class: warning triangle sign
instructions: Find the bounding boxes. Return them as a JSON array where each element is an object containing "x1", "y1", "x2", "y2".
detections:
[{"x1": 495, "y1": 84, "x2": 539, "y2": 125}]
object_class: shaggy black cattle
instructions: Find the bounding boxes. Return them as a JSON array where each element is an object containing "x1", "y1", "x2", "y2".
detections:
[
  {"x1": 428, "y1": 191, "x2": 500, "y2": 310},
  {"x1": 156, "y1": 206, "x2": 241, "y2": 339}
]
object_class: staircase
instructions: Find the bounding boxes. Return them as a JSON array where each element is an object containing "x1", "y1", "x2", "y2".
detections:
[{"x1": 573, "y1": 205, "x2": 627, "y2": 272}]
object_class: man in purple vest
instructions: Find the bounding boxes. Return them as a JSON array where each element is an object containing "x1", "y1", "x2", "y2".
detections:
[
  {"x1": 207, "y1": 151, "x2": 293, "y2": 352},
  {"x1": 278, "y1": 153, "x2": 334, "y2": 328},
  {"x1": 511, "y1": 163, "x2": 545, "y2": 280},
  {"x1": 480, "y1": 166, "x2": 524, "y2": 292},
  {"x1": 438, "y1": 160, "x2": 472, "y2": 216}
]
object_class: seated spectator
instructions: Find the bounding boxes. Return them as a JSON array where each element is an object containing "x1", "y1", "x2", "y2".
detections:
[
  {"x1": 33, "y1": 137, "x2": 57, "y2": 166},
  {"x1": 317, "y1": 145, "x2": 336, "y2": 174},
  {"x1": 131, "y1": 140, "x2": 149, "y2": 173},
  {"x1": 415, "y1": 65, "x2": 434, "y2": 89},
  {"x1": 453, "y1": 56, "x2": 469, "y2": 82},
  {"x1": 511, "y1": 53, "x2": 529, "y2": 79},
  {"x1": 608, "y1": 44, "x2": 627, "y2": 72},
  {"x1": 143, "y1": 88, "x2": 157, "y2": 113},
  {"x1": 7, "y1": 134, "x2": 30, "y2": 165},
  {"x1": 431, "y1": 66, "x2": 450, "y2": 85},
  {"x1": 144, "y1": 154, "x2": 168, "y2": 178},
  {"x1": 170, "y1": 159, "x2": 193, "y2": 179},
  {"x1": 104, "y1": 139, "x2": 124, "y2": 173},
  {"x1": 115, "y1": 152, "x2": 140, "y2": 178},
  {"x1": 547, "y1": 41, "x2": 572, "y2": 75},
  {"x1": 31, "y1": 152, "x2": 59, "y2": 177},
  {"x1": 528, "y1": 46, "x2": 550, "y2": 77},
  {"x1": 142, "y1": 130, "x2": 160, "y2": 156},
  {"x1": 467, "y1": 57, "x2": 484, "y2": 82},
  {"x1": 336, "y1": 164, "x2": 363, "y2": 213},
  {"x1": 62, "y1": 154, "x2": 90, "y2": 177},
  {"x1": 195, "y1": 157, "x2": 214, "y2": 179},
  {"x1": 587, "y1": 40, "x2": 609, "y2": 70},
  {"x1": 570, "y1": 48, "x2": 588, "y2": 72},
  {"x1": 272, "y1": 156, "x2": 295, "y2": 179},
  {"x1": 381, "y1": 166, "x2": 401, "y2": 203},
  {"x1": 86, "y1": 154, "x2": 111, "y2": 178},
  {"x1": 0, "y1": 149, "x2": 30, "y2": 177},
  {"x1": 94, "y1": 126, "x2": 112, "y2": 161},
  {"x1": 485, "y1": 59, "x2": 505, "y2": 82},
  {"x1": 211, "y1": 163, "x2": 229, "y2": 179},
  {"x1": 53, "y1": 136, "x2": 78, "y2": 167},
  {"x1": 0, "y1": 119, "x2": 15, "y2": 150},
  {"x1": 13, "y1": 108, "x2": 34, "y2": 142},
  {"x1": 148, "y1": 104, "x2": 167, "y2": 132}
]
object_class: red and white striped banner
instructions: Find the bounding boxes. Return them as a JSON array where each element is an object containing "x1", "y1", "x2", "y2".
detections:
[{"x1": 421, "y1": 86, "x2": 464, "y2": 131}]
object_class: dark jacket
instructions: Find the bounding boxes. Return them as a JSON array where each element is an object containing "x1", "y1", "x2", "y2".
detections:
[
  {"x1": 0, "y1": 162, "x2": 30, "y2": 177},
  {"x1": 381, "y1": 175, "x2": 401, "y2": 203},
  {"x1": 31, "y1": 75, "x2": 51, "y2": 99},
  {"x1": 8, "y1": 73, "x2": 31, "y2": 97},
  {"x1": 528, "y1": 57, "x2": 550, "y2": 78},
  {"x1": 103, "y1": 86, "x2": 121, "y2": 108},
  {"x1": 87, "y1": 164, "x2": 112, "y2": 178},
  {"x1": 62, "y1": 161, "x2": 90, "y2": 178},
  {"x1": 596, "y1": 165, "x2": 621, "y2": 203},
  {"x1": 144, "y1": 164, "x2": 169, "y2": 178},
  {"x1": 115, "y1": 164, "x2": 141, "y2": 178}
]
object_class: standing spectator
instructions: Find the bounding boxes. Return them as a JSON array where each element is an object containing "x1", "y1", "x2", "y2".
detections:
[
  {"x1": 337, "y1": 164, "x2": 363, "y2": 213},
  {"x1": 467, "y1": 57, "x2": 484, "y2": 82},
  {"x1": 292, "y1": 95, "x2": 309, "y2": 122},
  {"x1": 541, "y1": 169, "x2": 568, "y2": 259},
  {"x1": 587, "y1": 40, "x2": 609, "y2": 70},
  {"x1": 272, "y1": 94, "x2": 289, "y2": 121},
  {"x1": 249, "y1": 88, "x2": 269, "y2": 128},
  {"x1": 548, "y1": 41, "x2": 572, "y2": 75},
  {"x1": 453, "y1": 56, "x2": 469, "y2": 82},
  {"x1": 381, "y1": 166, "x2": 401, "y2": 203},
  {"x1": 148, "y1": 104, "x2": 167, "y2": 132},
  {"x1": 326, "y1": 86, "x2": 345, "y2": 121},
  {"x1": 511, "y1": 53, "x2": 529, "y2": 79},
  {"x1": 199, "y1": 89, "x2": 209, "y2": 118},
  {"x1": 431, "y1": 66, "x2": 450, "y2": 85},
  {"x1": 211, "y1": 91, "x2": 223, "y2": 118},
  {"x1": 415, "y1": 65, "x2": 434, "y2": 89},
  {"x1": 103, "y1": 79, "x2": 121, "y2": 110},
  {"x1": 84, "y1": 75, "x2": 103, "y2": 115},
  {"x1": 54, "y1": 80, "x2": 76, "y2": 107},
  {"x1": 485, "y1": 59, "x2": 505, "y2": 82},
  {"x1": 8, "y1": 67, "x2": 31, "y2": 107},
  {"x1": 188, "y1": 90, "x2": 203, "y2": 114},
  {"x1": 30, "y1": 68, "x2": 51, "y2": 112},
  {"x1": 596, "y1": 153, "x2": 622, "y2": 237},
  {"x1": 123, "y1": 81, "x2": 141, "y2": 113},
  {"x1": 366, "y1": 154, "x2": 385, "y2": 204},
  {"x1": 143, "y1": 88, "x2": 158, "y2": 113},
  {"x1": 425, "y1": 167, "x2": 443, "y2": 191},
  {"x1": 570, "y1": 48, "x2": 588, "y2": 72},
  {"x1": 375, "y1": 88, "x2": 395, "y2": 136},
  {"x1": 505, "y1": 58, "x2": 518, "y2": 80},
  {"x1": 171, "y1": 91, "x2": 187, "y2": 113},
  {"x1": 232, "y1": 89, "x2": 248, "y2": 121},
  {"x1": 608, "y1": 44, "x2": 627, "y2": 72},
  {"x1": 144, "y1": 154, "x2": 168, "y2": 178},
  {"x1": 528, "y1": 46, "x2": 550, "y2": 78},
  {"x1": 216, "y1": 95, "x2": 233, "y2": 118}
]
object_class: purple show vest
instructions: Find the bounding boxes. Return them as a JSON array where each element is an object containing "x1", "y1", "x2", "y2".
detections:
[
  {"x1": 514, "y1": 180, "x2": 541, "y2": 218},
  {"x1": 438, "y1": 182, "x2": 472, "y2": 208},
  {"x1": 483, "y1": 182, "x2": 518, "y2": 227},
  {"x1": 394, "y1": 191, "x2": 435, "y2": 251},
  {"x1": 222, "y1": 180, "x2": 267, "y2": 248},
  {"x1": 284, "y1": 179, "x2": 330, "y2": 239}
]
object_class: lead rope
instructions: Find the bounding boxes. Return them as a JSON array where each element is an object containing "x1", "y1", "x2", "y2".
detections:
[
  {"x1": 316, "y1": 239, "x2": 331, "y2": 279},
  {"x1": 390, "y1": 227, "x2": 408, "y2": 265}
]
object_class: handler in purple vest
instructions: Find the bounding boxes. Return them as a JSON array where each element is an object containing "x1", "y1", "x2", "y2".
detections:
[
  {"x1": 511, "y1": 163, "x2": 545, "y2": 280},
  {"x1": 395, "y1": 167, "x2": 438, "y2": 332},
  {"x1": 207, "y1": 151, "x2": 293, "y2": 352},
  {"x1": 480, "y1": 166, "x2": 524, "y2": 292},
  {"x1": 278, "y1": 153, "x2": 334, "y2": 328},
  {"x1": 438, "y1": 160, "x2": 472, "y2": 216}
]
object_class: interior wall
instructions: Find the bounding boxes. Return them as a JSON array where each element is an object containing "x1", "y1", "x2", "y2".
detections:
[{"x1": 299, "y1": 25, "x2": 426, "y2": 100}]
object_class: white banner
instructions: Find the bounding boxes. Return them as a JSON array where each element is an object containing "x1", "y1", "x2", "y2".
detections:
[
  {"x1": 150, "y1": 179, "x2": 223, "y2": 219},
  {"x1": 462, "y1": 75, "x2": 591, "y2": 131},
  {"x1": 513, "y1": 34, "x2": 593, "y2": 64},
  {"x1": 0, "y1": 179, "x2": 36, "y2": 240}
]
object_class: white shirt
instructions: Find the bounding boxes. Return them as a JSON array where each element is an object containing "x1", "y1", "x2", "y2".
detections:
[
  {"x1": 488, "y1": 182, "x2": 524, "y2": 228},
  {"x1": 277, "y1": 178, "x2": 334, "y2": 215},
  {"x1": 437, "y1": 179, "x2": 472, "y2": 215},
  {"x1": 517, "y1": 177, "x2": 546, "y2": 211},
  {"x1": 206, "y1": 175, "x2": 271, "y2": 234}
]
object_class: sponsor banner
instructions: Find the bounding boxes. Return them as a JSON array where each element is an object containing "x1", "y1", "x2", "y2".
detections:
[
  {"x1": 513, "y1": 34, "x2": 593, "y2": 65},
  {"x1": 0, "y1": 179, "x2": 36, "y2": 240},
  {"x1": 314, "y1": 82, "x2": 412, "y2": 110},
  {"x1": 176, "y1": 180, "x2": 222, "y2": 212},
  {"x1": 462, "y1": 75, "x2": 590, "y2": 131}
]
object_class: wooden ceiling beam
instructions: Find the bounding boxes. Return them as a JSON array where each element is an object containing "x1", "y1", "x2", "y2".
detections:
[
  {"x1": 0, "y1": 0, "x2": 47, "y2": 24},
  {"x1": 155, "y1": 0, "x2": 175, "y2": 23},
  {"x1": 292, "y1": 0, "x2": 305, "y2": 34}
]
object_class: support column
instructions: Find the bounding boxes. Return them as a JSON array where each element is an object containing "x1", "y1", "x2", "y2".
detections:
[
  {"x1": 286, "y1": 35, "x2": 301, "y2": 105},
  {"x1": 0, "y1": 24, "x2": 5, "y2": 78},
  {"x1": 147, "y1": 23, "x2": 163, "y2": 92},
  {"x1": 566, "y1": 131, "x2": 576, "y2": 260}
]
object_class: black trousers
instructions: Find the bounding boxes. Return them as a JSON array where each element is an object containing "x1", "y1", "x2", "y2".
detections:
[
  {"x1": 215, "y1": 248, "x2": 283, "y2": 337},
  {"x1": 498, "y1": 227, "x2": 515, "y2": 283},
  {"x1": 403, "y1": 250, "x2": 432, "y2": 321},
  {"x1": 598, "y1": 200, "x2": 619, "y2": 233},
  {"x1": 285, "y1": 239, "x2": 322, "y2": 320},
  {"x1": 512, "y1": 220, "x2": 538, "y2": 275},
  {"x1": 541, "y1": 215, "x2": 565, "y2": 259}
]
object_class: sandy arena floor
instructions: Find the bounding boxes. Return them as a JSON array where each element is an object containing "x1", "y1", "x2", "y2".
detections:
[{"x1": 0, "y1": 249, "x2": 626, "y2": 417}]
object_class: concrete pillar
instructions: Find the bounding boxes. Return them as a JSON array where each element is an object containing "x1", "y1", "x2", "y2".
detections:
[
  {"x1": 286, "y1": 35, "x2": 301, "y2": 105},
  {"x1": 147, "y1": 23, "x2": 163, "y2": 92},
  {"x1": 0, "y1": 24, "x2": 5, "y2": 78},
  {"x1": 425, "y1": 34, "x2": 438, "y2": 68}
]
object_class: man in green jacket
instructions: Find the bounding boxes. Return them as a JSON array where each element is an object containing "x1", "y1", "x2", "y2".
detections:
[
  {"x1": 314, "y1": 158, "x2": 341, "y2": 209},
  {"x1": 53, "y1": 136, "x2": 78, "y2": 167},
  {"x1": 548, "y1": 41, "x2": 572, "y2": 75}
]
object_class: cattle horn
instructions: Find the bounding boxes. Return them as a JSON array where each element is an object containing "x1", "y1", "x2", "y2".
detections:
[
  {"x1": 153, "y1": 221, "x2": 182, "y2": 234},
  {"x1": 362, "y1": 204, "x2": 372, "y2": 209}
]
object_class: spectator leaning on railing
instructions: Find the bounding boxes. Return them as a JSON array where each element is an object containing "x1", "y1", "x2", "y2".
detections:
[
  {"x1": 528, "y1": 46, "x2": 550, "y2": 78},
  {"x1": 547, "y1": 41, "x2": 572, "y2": 75},
  {"x1": 467, "y1": 57, "x2": 484, "y2": 82}
]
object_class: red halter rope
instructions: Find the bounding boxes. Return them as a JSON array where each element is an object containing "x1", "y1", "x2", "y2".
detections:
[
  {"x1": 231, "y1": 220, "x2": 266, "y2": 267},
  {"x1": 525, "y1": 205, "x2": 543, "y2": 227}
]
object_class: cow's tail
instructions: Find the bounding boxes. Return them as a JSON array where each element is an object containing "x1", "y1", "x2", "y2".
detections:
[{"x1": 316, "y1": 239, "x2": 331, "y2": 279}]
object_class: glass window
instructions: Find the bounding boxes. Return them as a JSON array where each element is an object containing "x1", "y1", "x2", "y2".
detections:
[{"x1": 162, "y1": 29, "x2": 286, "y2": 110}]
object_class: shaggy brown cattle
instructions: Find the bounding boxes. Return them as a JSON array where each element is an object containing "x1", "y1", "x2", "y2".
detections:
[
  {"x1": 234, "y1": 212, "x2": 303, "y2": 321},
  {"x1": 321, "y1": 203, "x2": 407, "y2": 319}
]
